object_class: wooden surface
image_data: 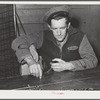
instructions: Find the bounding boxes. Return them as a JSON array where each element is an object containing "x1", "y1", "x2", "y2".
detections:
[{"x1": 0, "y1": 66, "x2": 100, "y2": 90}]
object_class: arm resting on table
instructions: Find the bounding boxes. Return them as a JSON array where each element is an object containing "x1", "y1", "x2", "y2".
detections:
[
  {"x1": 70, "y1": 35, "x2": 98, "y2": 71},
  {"x1": 11, "y1": 33, "x2": 43, "y2": 63}
]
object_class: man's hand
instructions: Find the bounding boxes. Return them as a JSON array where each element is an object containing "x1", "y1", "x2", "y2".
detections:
[
  {"x1": 29, "y1": 63, "x2": 42, "y2": 79},
  {"x1": 24, "y1": 56, "x2": 42, "y2": 79},
  {"x1": 51, "y1": 58, "x2": 75, "y2": 72}
]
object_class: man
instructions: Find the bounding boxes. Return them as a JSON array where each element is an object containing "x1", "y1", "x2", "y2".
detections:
[{"x1": 12, "y1": 6, "x2": 98, "y2": 79}]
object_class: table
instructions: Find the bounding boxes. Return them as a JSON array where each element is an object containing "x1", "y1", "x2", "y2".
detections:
[{"x1": 0, "y1": 66, "x2": 100, "y2": 90}]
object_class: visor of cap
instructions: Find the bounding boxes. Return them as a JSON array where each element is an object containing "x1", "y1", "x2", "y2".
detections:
[{"x1": 43, "y1": 5, "x2": 70, "y2": 22}]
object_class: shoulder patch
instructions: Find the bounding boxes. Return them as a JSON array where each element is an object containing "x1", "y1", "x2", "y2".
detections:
[{"x1": 67, "y1": 46, "x2": 78, "y2": 50}]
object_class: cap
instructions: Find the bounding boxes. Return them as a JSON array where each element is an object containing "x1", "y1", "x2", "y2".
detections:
[{"x1": 43, "y1": 5, "x2": 70, "y2": 22}]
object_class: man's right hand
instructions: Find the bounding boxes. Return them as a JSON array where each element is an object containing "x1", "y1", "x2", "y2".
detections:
[
  {"x1": 24, "y1": 56, "x2": 42, "y2": 79},
  {"x1": 29, "y1": 63, "x2": 42, "y2": 79}
]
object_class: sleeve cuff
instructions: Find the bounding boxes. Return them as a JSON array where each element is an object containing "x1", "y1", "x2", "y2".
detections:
[{"x1": 69, "y1": 62, "x2": 76, "y2": 71}]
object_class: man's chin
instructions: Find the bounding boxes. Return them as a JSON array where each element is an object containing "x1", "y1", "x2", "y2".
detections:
[{"x1": 57, "y1": 39, "x2": 64, "y2": 42}]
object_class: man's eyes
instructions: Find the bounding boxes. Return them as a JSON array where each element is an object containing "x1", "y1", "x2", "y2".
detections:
[
  {"x1": 60, "y1": 27, "x2": 66, "y2": 29},
  {"x1": 52, "y1": 28, "x2": 57, "y2": 30},
  {"x1": 52, "y1": 27, "x2": 66, "y2": 30}
]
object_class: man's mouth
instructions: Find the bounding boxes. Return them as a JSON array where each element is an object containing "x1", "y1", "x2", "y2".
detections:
[{"x1": 57, "y1": 36, "x2": 63, "y2": 38}]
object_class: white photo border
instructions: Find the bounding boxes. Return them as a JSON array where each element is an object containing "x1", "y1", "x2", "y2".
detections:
[{"x1": 0, "y1": 1, "x2": 100, "y2": 99}]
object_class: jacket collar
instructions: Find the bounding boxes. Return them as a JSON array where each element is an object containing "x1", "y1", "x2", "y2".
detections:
[
  {"x1": 68, "y1": 26, "x2": 78, "y2": 36},
  {"x1": 46, "y1": 26, "x2": 78, "y2": 44}
]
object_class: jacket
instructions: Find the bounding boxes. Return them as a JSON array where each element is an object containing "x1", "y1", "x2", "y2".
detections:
[{"x1": 12, "y1": 26, "x2": 98, "y2": 71}]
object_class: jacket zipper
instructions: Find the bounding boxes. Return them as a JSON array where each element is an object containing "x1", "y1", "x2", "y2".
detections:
[
  {"x1": 59, "y1": 44, "x2": 63, "y2": 59},
  {"x1": 58, "y1": 36, "x2": 70, "y2": 59}
]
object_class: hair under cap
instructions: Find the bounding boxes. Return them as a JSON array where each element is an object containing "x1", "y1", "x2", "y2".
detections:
[{"x1": 43, "y1": 5, "x2": 70, "y2": 22}]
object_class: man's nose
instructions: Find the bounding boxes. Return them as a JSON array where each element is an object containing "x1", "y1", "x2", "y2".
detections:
[{"x1": 57, "y1": 29, "x2": 61, "y2": 35}]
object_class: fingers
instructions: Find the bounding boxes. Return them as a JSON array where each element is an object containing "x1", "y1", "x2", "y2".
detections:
[
  {"x1": 51, "y1": 66, "x2": 60, "y2": 72},
  {"x1": 51, "y1": 62, "x2": 60, "y2": 72},
  {"x1": 51, "y1": 62, "x2": 59, "y2": 66},
  {"x1": 51, "y1": 58, "x2": 60, "y2": 71},
  {"x1": 51, "y1": 65, "x2": 60, "y2": 69},
  {"x1": 29, "y1": 64, "x2": 42, "y2": 79},
  {"x1": 52, "y1": 58, "x2": 62, "y2": 62},
  {"x1": 35, "y1": 66, "x2": 39, "y2": 78},
  {"x1": 29, "y1": 65, "x2": 36, "y2": 76},
  {"x1": 50, "y1": 58, "x2": 61, "y2": 66},
  {"x1": 37, "y1": 64, "x2": 42, "y2": 79},
  {"x1": 51, "y1": 58, "x2": 65, "y2": 72}
]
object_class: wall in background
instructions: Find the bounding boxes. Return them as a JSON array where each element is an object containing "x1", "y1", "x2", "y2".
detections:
[
  {"x1": 16, "y1": 4, "x2": 100, "y2": 64},
  {"x1": 0, "y1": 5, "x2": 20, "y2": 79}
]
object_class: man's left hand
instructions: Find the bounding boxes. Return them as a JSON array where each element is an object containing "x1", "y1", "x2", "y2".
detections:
[{"x1": 50, "y1": 58, "x2": 75, "y2": 72}]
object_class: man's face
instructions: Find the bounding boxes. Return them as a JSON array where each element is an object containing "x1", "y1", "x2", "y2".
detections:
[{"x1": 49, "y1": 18, "x2": 68, "y2": 42}]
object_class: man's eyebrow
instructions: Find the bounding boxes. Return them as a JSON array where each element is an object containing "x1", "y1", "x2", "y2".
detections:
[
  {"x1": 52, "y1": 28, "x2": 57, "y2": 30},
  {"x1": 51, "y1": 27, "x2": 57, "y2": 29}
]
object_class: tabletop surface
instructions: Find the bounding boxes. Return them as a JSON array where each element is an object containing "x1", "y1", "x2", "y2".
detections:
[{"x1": 1, "y1": 66, "x2": 100, "y2": 90}]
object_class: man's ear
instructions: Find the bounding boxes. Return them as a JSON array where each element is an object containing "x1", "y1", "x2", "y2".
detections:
[
  {"x1": 67, "y1": 22, "x2": 71, "y2": 29},
  {"x1": 47, "y1": 24, "x2": 52, "y2": 30}
]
